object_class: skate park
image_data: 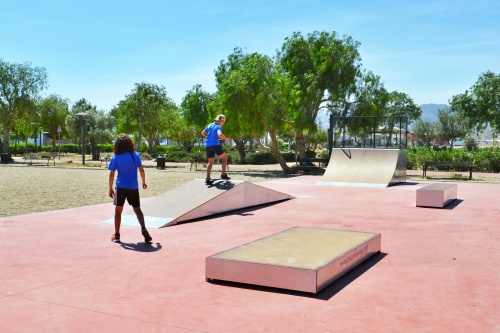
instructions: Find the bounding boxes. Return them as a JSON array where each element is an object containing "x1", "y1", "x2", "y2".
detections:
[{"x1": 0, "y1": 154, "x2": 498, "y2": 332}]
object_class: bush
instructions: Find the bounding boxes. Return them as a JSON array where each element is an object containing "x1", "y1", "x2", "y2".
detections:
[
  {"x1": 464, "y1": 136, "x2": 479, "y2": 151},
  {"x1": 407, "y1": 146, "x2": 500, "y2": 173},
  {"x1": 243, "y1": 151, "x2": 277, "y2": 165},
  {"x1": 140, "y1": 152, "x2": 153, "y2": 160},
  {"x1": 164, "y1": 149, "x2": 190, "y2": 162}
]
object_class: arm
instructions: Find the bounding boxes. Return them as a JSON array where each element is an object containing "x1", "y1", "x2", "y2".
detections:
[
  {"x1": 201, "y1": 130, "x2": 208, "y2": 137},
  {"x1": 108, "y1": 170, "x2": 115, "y2": 198},
  {"x1": 217, "y1": 130, "x2": 231, "y2": 142},
  {"x1": 139, "y1": 167, "x2": 147, "y2": 189}
]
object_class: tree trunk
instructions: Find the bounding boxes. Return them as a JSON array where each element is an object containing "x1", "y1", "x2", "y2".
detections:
[
  {"x1": 3, "y1": 126, "x2": 10, "y2": 153},
  {"x1": 91, "y1": 140, "x2": 99, "y2": 160},
  {"x1": 296, "y1": 131, "x2": 306, "y2": 159},
  {"x1": 268, "y1": 131, "x2": 292, "y2": 174},
  {"x1": 235, "y1": 139, "x2": 246, "y2": 161}
]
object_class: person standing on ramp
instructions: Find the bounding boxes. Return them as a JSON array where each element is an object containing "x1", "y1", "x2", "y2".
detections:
[
  {"x1": 108, "y1": 134, "x2": 152, "y2": 244},
  {"x1": 201, "y1": 114, "x2": 232, "y2": 184}
]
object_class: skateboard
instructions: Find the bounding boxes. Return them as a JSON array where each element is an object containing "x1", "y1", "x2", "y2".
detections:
[{"x1": 206, "y1": 178, "x2": 232, "y2": 186}]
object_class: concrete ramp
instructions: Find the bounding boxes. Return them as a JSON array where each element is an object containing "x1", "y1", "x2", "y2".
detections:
[
  {"x1": 317, "y1": 148, "x2": 406, "y2": 188},
  {"x1": 101, "y1": 179, "x2": 294, "y2": 228}
]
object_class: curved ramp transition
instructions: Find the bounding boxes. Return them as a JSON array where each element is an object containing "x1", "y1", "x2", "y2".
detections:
[{"x1": 317, "y1": 148, "x2": 406, "y2": 187}]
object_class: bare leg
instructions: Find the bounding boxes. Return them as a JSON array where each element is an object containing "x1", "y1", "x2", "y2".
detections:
[
  {"x1": 114, "y1": 206, "x2": 124, "y2": 234},
  {"x1": 220, "y1": 152, "x2": 228, "y2": 175},
  {"x1": 133, "y1": 207, "x2": 146, "y2": 230},
  {"x1": 206, "y1": 157, "x2": 214, "y2": 179},
  {"x1": 134, "y1": 207, "x2": 152, "y2": 242}
]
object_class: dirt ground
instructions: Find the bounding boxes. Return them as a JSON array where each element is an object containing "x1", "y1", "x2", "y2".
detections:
[
  {"x1": 1, "y1": 156, "x2": 499, "y2": 218},
  {"x1": 0, "y1": 162, "x2": 294, "y2": 218}
]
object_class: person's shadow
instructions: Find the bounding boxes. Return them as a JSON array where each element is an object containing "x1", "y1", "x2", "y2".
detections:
[{"x1": 120, "y1": 242, "x2": 162, "y2": 252}]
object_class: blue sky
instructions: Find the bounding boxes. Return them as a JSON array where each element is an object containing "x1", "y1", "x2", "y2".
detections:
[{"x1": 1, "y1": 0, "x2": 499, "y2": 111}]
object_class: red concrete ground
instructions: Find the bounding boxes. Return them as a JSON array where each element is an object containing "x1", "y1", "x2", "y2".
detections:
[{"x1": 0, "y1": 176, "x2": 498, "y2": 333}]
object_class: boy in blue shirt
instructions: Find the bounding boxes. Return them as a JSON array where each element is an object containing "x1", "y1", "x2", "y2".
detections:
[
  {"x1": 108, "y1": 134, "x2": 152, "y2": 244},
  {"x1": 201, "y1": 114, "x2": 232, "y2": 184}
]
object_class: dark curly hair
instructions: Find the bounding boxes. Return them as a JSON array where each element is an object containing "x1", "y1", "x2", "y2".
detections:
[{"x1": 113, "y1": 134, "x2": 135, "y2": 154}]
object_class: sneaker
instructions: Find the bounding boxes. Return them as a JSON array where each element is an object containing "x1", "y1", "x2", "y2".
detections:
[
  {"x1": 221, "y1": 174, "x2": 231, "y2": 180},
  {"x1": 205, "y1": 177, "x2": 213, "y2": 184},
  {"x1": 142, "y1": 229, "x2": 152, "y2": 243},
  {"x1": 111, "y1": 233, "x2": 120, "y2": 243}
]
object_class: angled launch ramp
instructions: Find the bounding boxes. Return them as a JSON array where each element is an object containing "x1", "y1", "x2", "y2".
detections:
[
  {"x1": 101, "y1": 179, "x2": 294, "y2": 228},
  {"x1": 317, "y1": 148, "x2": 406, "y2": 188}
]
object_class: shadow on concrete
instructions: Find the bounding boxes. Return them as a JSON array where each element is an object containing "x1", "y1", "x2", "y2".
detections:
[
  {"x1": 207, "y1": 252, "x2": 388, "y2": 300},
  {"x1": 119, "y1": 242, "x2": 163, "y2": 252}
]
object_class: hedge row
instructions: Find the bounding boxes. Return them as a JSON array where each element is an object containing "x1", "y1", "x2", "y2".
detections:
[{"x1": 407, "y1": 146, "x2": 500, "y2": 173}]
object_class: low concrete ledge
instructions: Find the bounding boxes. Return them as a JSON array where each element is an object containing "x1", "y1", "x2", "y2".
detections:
[
  {"x1": 416, "y1": 183, "x2": 457, "y2": 208},
  {"x1": 206, "y1": 227, "x2": 381, "y2": 294}
]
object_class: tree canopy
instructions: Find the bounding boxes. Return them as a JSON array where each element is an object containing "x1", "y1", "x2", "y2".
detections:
[
  {"x1": 450, "y1": 71, "x2": 499, "y2": 133},
  {"x1": 39, "y1": 94, "x2": 70, "y2": 148},
  {"x1": 215, "y1": 48, "x2": 298, "y2": 172},
  {"x1": 0, "y1": 59, "x2": 48, "y2": 152},
  {"x1": 113, "y1": 82, "x2": 179, "y2": 153},
  {"x1": 66, "y1": 98, "x2": 115, "y2": 159},
  {"x1": 277, "y1": 31, "x2": 362, "y2": 157}
]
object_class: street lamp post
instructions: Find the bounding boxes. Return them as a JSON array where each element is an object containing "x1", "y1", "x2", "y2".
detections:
[
  {"x1": 76, "y1": 113, "x2": 90, "y2": 165},
  {"x1": 57, "y1": 125, "x2": 62, "y2": 159},
  {"x1": 33, "y1": 126, "x2": 38, "y2": 152}
]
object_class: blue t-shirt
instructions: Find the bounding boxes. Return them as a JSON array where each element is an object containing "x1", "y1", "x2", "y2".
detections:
[
  {"x1": 204, "y1": 122, "x2": 222, "y2": 147},
  {"x1": 108, "y1": 151, "x2": 143, "y2": 189}
]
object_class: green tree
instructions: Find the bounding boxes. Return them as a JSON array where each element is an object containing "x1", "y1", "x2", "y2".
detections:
[
  {"x1": 215, "y1": 48, "x2": 297, "y2": 172},
  {"x1": 39, "y1": 94, "x2": 70, "y2": 148},
  {"x1": 66, "y1": 99, "x2": 115, "y2": 160},
  {"x1": 181, "y1": 84, "x2": 212, "y2": 129},
  {"x1": 413, "y1": 119, "x2": 437, "y2": 148},
  {"x1": 12, "y1": 97, "x2": 39, "y2": 152},
  {"x1": 168, "y1": 115, "x2": 199, "y2": 152},
  {"x1": 436, "y1": 107, "x2": 468, "y2": 149},
  {"x1": 278, "y1": 31, "x2": 362, "y2": 158},
  {"x1": 450, "y1": 71, "x2": 499, "y2": 132},
  {"x1": 309, "y1": 126, "x2": 328, "y2": 151},
  {"x1": 114, "y1": 83, "x2": 178, "y2": 154},
  {"x1": 0, "y1": 59, "x2": 48, "y2": 152},
  {"x1": 382, "y1": 91, "x2": 419, "y2": 147}
]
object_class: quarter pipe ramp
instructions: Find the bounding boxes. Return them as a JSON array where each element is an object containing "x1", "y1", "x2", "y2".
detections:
[{"x1": 317, "y1": 148, "x2": 406, "y2": 187}]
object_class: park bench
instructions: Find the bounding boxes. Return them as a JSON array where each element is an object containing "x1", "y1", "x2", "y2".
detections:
[
  {"x1": 27, "y1": 151, "x2": 59, "y2": 166},
  {"x1": 100, "y1": 156, "x2": 110, "y2": 168},
  {"x1": 296, "y1": 157, "x2": 329, "y2": 173},
  {"x1": 21, "y1": 149, "x2": 33, "y2": 163},
  {"x1": 423, "y1": 161, "x2": 473, "y2": 180}
]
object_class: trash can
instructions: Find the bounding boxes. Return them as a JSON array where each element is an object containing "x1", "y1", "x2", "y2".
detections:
[
  {"x1": 0, "y1": 152, "x2": 11, "y2": 164},
  {"x1": 156, "y1": 155, "x2": 166, "y2": 170}
]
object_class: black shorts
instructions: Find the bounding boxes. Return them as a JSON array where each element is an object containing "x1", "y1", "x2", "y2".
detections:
[
  {"x1": 114, "y1": 188, "x2": 140, "y2": 207},
  {"x1": 206, "y1": 145, "x2": 225, "y2": 158}
]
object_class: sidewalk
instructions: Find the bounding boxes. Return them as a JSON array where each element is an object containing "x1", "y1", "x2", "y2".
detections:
[{"x1": 0, "y1": 175, "x2": 498, "y2": 332}]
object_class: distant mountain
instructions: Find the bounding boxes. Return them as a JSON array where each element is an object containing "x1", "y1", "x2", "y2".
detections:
[
  {"x1": 315, "y1": 103, "x2": 495, "y2": 139},
  {"x1": 315, "y1": 103, "x2": 450, "y2": 129},
  {"x1": 419, "y1": 104, "x2": 449, "y2": 122}
]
